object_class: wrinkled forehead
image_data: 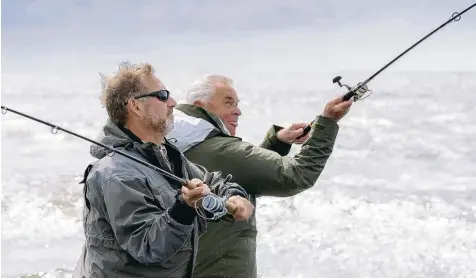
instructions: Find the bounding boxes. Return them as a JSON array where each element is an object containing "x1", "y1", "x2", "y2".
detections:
[{"x1": 214, "y1": 82, "x2": 240, "y2": 102}]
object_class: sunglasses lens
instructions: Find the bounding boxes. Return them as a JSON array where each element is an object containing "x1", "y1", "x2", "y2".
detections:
[
  {"x1": 133, "y1": 90, "x2": 170, "y2": 103},
  {"x1": 157, "y1": 90, "x2": 169, "y2": 101}
]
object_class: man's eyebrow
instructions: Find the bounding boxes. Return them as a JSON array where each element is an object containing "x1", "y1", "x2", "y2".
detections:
[{"x1": 224, "y1": 96, "x2": 240, "y2": 103}]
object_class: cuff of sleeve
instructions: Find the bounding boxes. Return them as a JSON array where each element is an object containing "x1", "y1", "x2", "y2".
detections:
[
  {"x1": 267, "y1": 125, "x2": 292, "y2": 156},
  {"x1": 168, "y1": 199, "x2": 196, "y2": 225},
  {"x1": 312, "y1": 115, "x2": 339, "y2": 139},
  {"x1": 225, "y1": 183, "x2": 248, "y2": 199}
]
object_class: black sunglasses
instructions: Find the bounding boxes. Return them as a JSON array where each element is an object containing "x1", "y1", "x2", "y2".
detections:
[
  {"x1": 135, "y1": 90, "x2": 170, "y2": 102},
  {"x1": 125, "y1": 90, "x2": 170, "y2": 105}
]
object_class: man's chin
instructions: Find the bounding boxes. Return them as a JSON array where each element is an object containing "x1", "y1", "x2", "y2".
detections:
[{"x1": 227, "y1": 126, "x2": 237, "y2": 136}]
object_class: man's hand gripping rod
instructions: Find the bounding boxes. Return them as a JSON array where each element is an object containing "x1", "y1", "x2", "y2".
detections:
[{"x1": 297, "y1": 77, "x2": 371, "y2": 138}]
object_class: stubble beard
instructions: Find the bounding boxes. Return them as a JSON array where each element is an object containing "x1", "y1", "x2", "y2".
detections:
[{"x1": 143, "y1": 109, "x2": 174, "y2": 135}]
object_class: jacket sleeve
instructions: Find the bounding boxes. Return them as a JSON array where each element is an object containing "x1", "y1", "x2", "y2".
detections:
[
  {"x1": 203, "y1": 169, "x2": 248, "y2": 199},
  {"x1": 258, "y1": 124, "x2": 292, "y2": 156},
  {"x1": 185, "y1": 115, "x2": 339, "y2": 197},
  {"x1": 100, "y1": 174, "x2": 196, "y2": 265},
  {"x1": 188, "y1": 162, "x2": 249, "y2": 200}
]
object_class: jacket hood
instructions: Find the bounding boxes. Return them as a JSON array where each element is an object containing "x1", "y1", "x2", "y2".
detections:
[
  {"x1": 90, "y1": 118, "x2": 133, "y2": 159},
  {"x1": 165, "y1": 104, "x2": 231, "y2": 153}
]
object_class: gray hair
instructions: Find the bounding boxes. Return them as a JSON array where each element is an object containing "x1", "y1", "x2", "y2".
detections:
[{"x1": 185, "y1": 75, "x2": 234, "y2": 104}]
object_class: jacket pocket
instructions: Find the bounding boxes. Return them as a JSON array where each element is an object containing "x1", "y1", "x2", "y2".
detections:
[{"x1": 145, "y1": 178, "x2": 173, "y2": 211}]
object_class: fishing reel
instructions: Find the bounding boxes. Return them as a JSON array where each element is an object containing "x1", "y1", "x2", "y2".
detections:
[
  {"x1": 193, "y1": 173, "x2": 238, "y2": 221},
  {"x1": 196, "y1": 195, "x2": 230, "y2": 221},
  {"x1": 332, "y1": 76, "x2": 373, "y2": 102}
]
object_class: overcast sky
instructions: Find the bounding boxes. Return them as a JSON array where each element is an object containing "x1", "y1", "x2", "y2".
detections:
[{"x1": 2, "y1": 0, "x2": 476, "y2": 78}]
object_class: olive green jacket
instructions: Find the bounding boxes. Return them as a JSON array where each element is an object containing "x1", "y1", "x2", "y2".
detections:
[{"x1": 166, "y1": 104, "x2": 340, "y2": 277}]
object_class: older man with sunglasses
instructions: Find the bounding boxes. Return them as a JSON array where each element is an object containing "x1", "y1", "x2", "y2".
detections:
[
  {"x1": 166, "y1": 75, "x2": 353, "y2": 277},
  {"x1": 73, "y1": 63, "x2": 254, "y2": 278}
]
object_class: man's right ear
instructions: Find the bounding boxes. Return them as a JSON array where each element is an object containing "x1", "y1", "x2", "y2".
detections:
[
  {"x1": 127, "y1": 99, "x2": 143, "y2": 117},
  {"x1": 193, "y1": 100, "x2": 204, "y2": 107}
]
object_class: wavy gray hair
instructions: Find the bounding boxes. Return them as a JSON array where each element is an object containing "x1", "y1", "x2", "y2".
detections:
[{"x1": 185, "y1": 75, "x2": 234, "y2": 104}]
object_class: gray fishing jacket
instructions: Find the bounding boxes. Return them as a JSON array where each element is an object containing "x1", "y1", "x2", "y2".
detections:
[{"x1": 73, "y1": 119, "x2": 248, "y2": 278}]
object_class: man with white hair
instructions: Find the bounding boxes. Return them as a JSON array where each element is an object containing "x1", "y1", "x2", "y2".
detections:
[{"x1": 166, "y1": 74, "x2": 353, "y2": 277}]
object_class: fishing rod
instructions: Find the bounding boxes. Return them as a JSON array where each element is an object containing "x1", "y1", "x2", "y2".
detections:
[
  {"x1": 1, "y1": 105, "x2": 237, "y2": 217},
  {"x1": 298, "y1": 2, "x2": 476, "y2": 138}
]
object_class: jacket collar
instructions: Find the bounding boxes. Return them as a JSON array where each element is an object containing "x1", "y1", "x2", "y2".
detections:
[{"x1": 175, "y1": 104, "x2": 231, "y2": 136}]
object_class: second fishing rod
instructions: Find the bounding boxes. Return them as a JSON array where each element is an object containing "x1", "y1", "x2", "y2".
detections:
[{"x1": 297, "y1": 2, "x2": 476, "y2": 139}]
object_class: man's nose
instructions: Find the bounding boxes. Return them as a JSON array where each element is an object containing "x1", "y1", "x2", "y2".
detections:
[
  {"x1": 167, "y1": 96, "x2": 177, "y2": 108},
  {"x1": 233, "y1": 106, "x2": 242, "y2": 116}
]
